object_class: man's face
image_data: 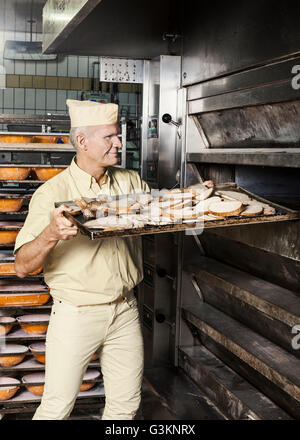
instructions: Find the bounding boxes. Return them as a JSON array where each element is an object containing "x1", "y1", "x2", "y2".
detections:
[{"x1": 79, "y1": 124, "x2": 122, "y2": 167}]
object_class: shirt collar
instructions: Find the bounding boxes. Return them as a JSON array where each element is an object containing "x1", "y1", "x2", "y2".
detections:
[{"x1": 69, "y1": 156, "x2": 111, "y2": 191}]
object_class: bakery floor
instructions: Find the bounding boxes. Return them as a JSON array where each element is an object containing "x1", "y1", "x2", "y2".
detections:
[
  {"x1": 2, "y1": 379, "x2": 177, "y2": 420},
  {"x1": 2, "y1": 367, "x2": 224, "y2": 420}
]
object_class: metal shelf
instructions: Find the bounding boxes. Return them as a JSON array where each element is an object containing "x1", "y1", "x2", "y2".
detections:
[
  {"x1": 0, "y1": 303, "x2": 52, "y2": 310},
  {"x1": 0, "y1": 358, "x2": 100, "y2": 371},
  {"x1": 186, "y1": 148, "x2": 300, "y2": 168},
  {"x1": 0, "y1": 357, "x2": 100, "y2": 372},
  {"x1": 0, "y1": 143, "x2": 75, "y2": 152},
  {"x1": 0, "y1": 384, "x2": 105, "y2": 405},
  {"x1": 1, "y1": 327, "x2": 47, "y2": 341}
]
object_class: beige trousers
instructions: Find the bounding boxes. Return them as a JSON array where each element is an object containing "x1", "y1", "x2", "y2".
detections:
[{"x1": 32, "y1": 292, "x2": 144, "y2": 420}]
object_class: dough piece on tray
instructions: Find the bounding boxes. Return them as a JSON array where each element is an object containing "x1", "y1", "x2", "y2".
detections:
[
  {"x1": 84, "y1": 215, "x2": 134, "y2": 229},
  {"x1": 245, "y1": 200, "x2": 276, "y2": 215},
  {"x1": 240, "y1": 204, "x2": 263, "y2": 216},
  {"x1": 209, "y1": 200, "x2": 243, "y2": 217},
  {"x1": 164, "y1": 207, "x2": 197, "y2": 220},
  {"x1": 135, "y1": 193, "x2": 153, "y2": 205},
  {"x1": 188, "y1": 184, "x2": 214, "y2": 200},
  {"x1": 193, "y1": 196, "x2": 222, "y2": 214},
  {"x1": 162, "y1": 189, "x2": 193, "y2": 202},
  {"x1": 194, "y1": 188, "x2": 214, "y2": 201},
  {"x1": 214, "y1": 190, "x2": 251, "y2": 204},
  {"x1": 197, "y1": 213, "x2": 225, "y2": 221}
]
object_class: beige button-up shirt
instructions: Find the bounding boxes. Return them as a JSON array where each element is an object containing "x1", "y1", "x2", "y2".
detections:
[{"x1": 14, "y1": 157, "x2": 150, "y2": 306}]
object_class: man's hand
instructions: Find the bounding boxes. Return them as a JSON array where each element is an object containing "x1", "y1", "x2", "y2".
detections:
[
  {"x1": 14, "y1": 206, "x2": 78, "y2": 278},
  {"x1": 48, "y1": 205, "x2": 78, "y2": 241}
]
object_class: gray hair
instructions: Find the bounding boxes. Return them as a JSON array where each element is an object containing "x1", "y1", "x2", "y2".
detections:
[{"x1": 69, "y1": 126, "x2": 96, "y2": 149}]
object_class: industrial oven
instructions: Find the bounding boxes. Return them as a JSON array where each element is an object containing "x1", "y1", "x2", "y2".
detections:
[
  {"x1": 139, "y1": 51, "x2": 300, "y2": 420},
  {"x1": 2, "y1": 0, "x2": 299, "y2": 420}
]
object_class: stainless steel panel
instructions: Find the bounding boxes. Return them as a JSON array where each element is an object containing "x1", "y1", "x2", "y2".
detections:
[
  {"x1": 187, "y1": 149, "x2": 300, "y2": 168},
  {"x1": 43, "y1": 0, "x2": 170, "y2": 58},
  {"x1": 43, "y1": 0, "x2": 102, "y2": 53},
  {"x1": 141, "y1": 59, "x2": 160, "y2": 185},
  {"x1": 143, "y1": 284, "x2": 155, "y2": 311},
  {"x1": 188, "y1": 81, "x2": 300, "y2": 114},
  {"x1": 187, "y1": 57, "x2": 300, "y2": 102},
  {"x1": 157, "y1": 55, "x2": 181, "y2": 189},
  {"x1": 192, "y1": 100, "x2": 300, "y2": 148},
  {"x1": 182, "y1": 0, "x2": 300, "y2": 86}
]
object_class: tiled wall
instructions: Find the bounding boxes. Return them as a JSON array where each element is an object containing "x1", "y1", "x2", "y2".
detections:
[
  {"x1": 0, "y1": 1, "x2": 142, "y2": 134},
  {"x1": 0, "y1": 29, "x2": 101, "y2": 116}
]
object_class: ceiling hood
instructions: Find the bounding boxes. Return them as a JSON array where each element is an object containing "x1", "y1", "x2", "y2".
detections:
[
  {"x1": 42, "y1": 0, "x2": 181, "y2": 59},
  {"x1": 4, "y1": 40, "x2": 57, "y2": 61}
]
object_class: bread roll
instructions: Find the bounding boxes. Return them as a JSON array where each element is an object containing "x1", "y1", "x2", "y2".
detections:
[
  {"x1": 167, "y1": 207, "x2": 197, "y2": 220},
  {"x1": 209, "y1": 200, "x2": 242, "y2": 217},
  {"x1": 215, "y1": 190, "x2": 251, "y2": 203},
  {"x1": 194, "y1": 187, "x2": 214, "y2": 201},
  {"x1": 194, "y1": 196, "x2": 222, "y2": 214},
  {"x1": 240, "y1": 204, "x2": 263, "y2": 216}
]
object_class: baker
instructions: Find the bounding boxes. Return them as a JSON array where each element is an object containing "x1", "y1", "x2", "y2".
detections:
[{"x1": 14, "y1": 99, "x2": 149, "y2": 420}]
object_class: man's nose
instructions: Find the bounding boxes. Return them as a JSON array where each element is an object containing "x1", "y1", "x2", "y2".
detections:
[{"x1": 114, "y1": 136, "x2": 123, "y2": 148}]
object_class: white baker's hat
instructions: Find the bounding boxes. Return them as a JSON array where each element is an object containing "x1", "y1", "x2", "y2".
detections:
[{"x1": 66, "y1": 99, "x2": 119, "y2": 128}]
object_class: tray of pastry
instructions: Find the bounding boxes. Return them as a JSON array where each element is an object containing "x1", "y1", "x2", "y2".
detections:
[{"x1": 54, "y1": 182, "x2": 300, "y2": 240}]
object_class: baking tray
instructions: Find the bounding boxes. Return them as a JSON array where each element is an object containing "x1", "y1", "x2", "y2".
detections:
[
  {"x1": 55, "y1": 183, "x2": 300, "y2": 240},
  {"x1": 0, "y1": 181, "x2": 44, "y2": 193}
]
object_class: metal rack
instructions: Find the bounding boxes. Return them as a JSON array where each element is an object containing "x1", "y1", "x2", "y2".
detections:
[{"x1": 0, "y1": 120, "x2": 104, "y2": 416}]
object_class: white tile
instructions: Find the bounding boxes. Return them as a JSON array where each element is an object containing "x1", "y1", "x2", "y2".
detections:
[
  {"x1": 46, "y1": 60, "x2": 57, "y2": 76},
  {"x1": 14, "y1": 88, "x2": 25, "y2": 109},
  {"x1": 57, "y1": 56, "x2": 68, "y2": 76},
  {"x1": 78, "y1": 56, "x2": 88, "y2": 77},
  {"x1": 57, "y1": 89, "x2": 67, "y2": 111},
  {"x1": 3, "y1": 88, "x2": 13, "y2": 108},
  {"x1": 0, "y1": 8, "x2": 4, "y2": 29},
  {"x1": 129, "y1": 93, "x2": 137, "y2": 105},
  {"x1": 14, "y1": 61, "x2": 26, "y2": 75},
  {"x1": 46, "y1": 89, "x2": 56, "y2": 110},
  {"x1": 4, "y1": 59, "x2": 15, "y2": 75},
  {"x1": 4, "y1": 31, "x2": 15, "y2": 42},
  {"x1": 0, "y1": 31, "x2": 5, "y2": 53},
  {"x1": 36, "y1": 61, "x2": 46, "y2": 76},
  {"x1": 0, "y1": 72, "x2": 5, "y2": 89},
  {"x1": 14, "y1": 31, "x2": 26, "y2": 41},
  {"x1": 67, "y1": 56, "x2": 78, "y2": 77},
  {"x1": 36, "y1": 89, "x2": 46, "y2": 110},
  {"x1": 67, "y1": 90, "x2": 77, "y2": 100},
  {"x1": 14, "y1": 109, "x2": 24, "y2": 114},
  {"x1": 119, "y1": 93, "x2": 128, "y2": 104},
  {"x1": 25, "y1": 61, "x2": 36, "y2": 75},
  {"x1": 14, "y1": 60, "x2": 25, "y2": 75},
  {"x1": 4, "y1": 9, "x2": 14, "y2": 32},
  {"x1": 25, "y1": 88, "x2": 35, "y2": 110},
  {"x1": 0, "y1": 89, "x2": 3, "y2": 109}
]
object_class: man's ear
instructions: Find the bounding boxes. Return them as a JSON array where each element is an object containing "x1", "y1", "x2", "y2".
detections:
[{"x1": 76, "y1": 133, "x2": 87, "y2": 152}]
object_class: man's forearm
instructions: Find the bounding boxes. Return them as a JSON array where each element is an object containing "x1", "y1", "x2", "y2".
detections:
[{"x1": 14, "y1": 225, "x2": 58, "y2": 277}]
